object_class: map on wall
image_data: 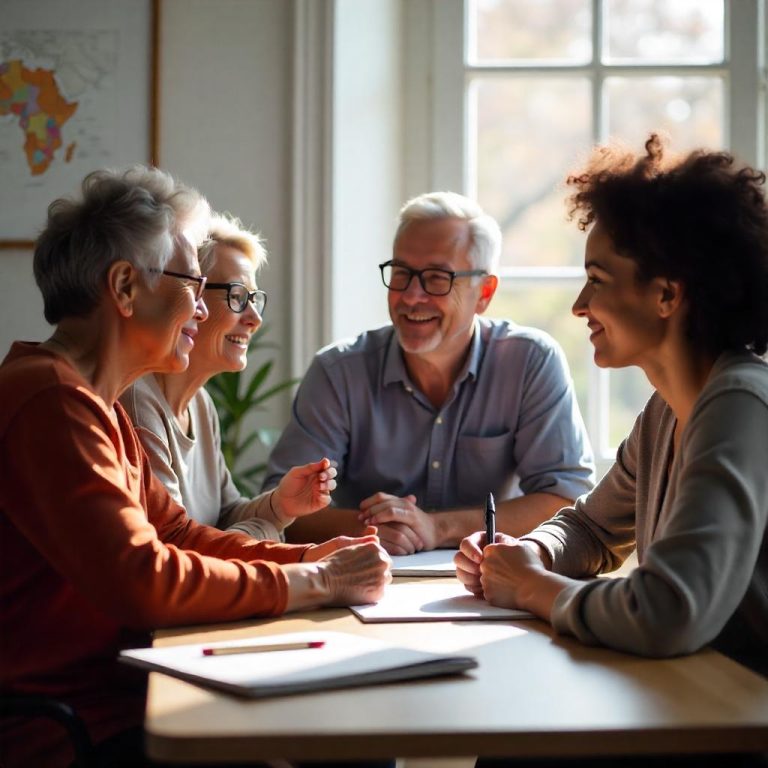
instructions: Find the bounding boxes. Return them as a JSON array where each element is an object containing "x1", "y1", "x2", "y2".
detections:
[
  {"x1": 0, "y1": 32, "x2": 117, "y2": 176},
  {"x1": 0, "y1": 0, "x2": 155, "y2": 246}
]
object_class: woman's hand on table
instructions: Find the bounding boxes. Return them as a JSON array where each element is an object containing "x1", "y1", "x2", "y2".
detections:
[{"x1": 284, "y1": 526, "x2": 392, "y2": 610}]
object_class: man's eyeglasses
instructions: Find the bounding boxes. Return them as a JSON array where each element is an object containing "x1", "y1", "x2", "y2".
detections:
[
  {"x1": 149, "y1": 269, "x2": 207, "y2": 301},
  {"x1": 379, "y1": 260, "x2": 488, "y2": 297},
  {"x1": 205, "y1": 282, "x2": 268, "y2": 315}
]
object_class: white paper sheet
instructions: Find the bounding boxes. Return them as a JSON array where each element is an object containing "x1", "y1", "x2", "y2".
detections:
[
  {"x1": 390, "y1": 549, "x2": 458, "y2": 576},
  {"x1": 350, "y1": 582, "x2": 536, "y2": 623}
]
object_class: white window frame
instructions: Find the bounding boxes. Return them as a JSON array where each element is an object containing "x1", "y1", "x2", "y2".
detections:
[{"x1": 427, "y1": 0, "x2": 767, "y2": 474}]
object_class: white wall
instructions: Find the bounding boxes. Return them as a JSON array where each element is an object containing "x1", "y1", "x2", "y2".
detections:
[
  {"x1": 330, "y1": 0, "x2": 402, "y2": 342},
  {"x1": 0, "y1": 252, "x2": 49, "y2": 356},
  {"x1": 160, "y1": 0, "x2": 293, "y2": 391}
]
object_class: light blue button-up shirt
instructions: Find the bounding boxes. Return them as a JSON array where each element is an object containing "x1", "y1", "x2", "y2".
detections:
[{"x1": 263, "y1": 318, "x2": 595, "y2": 510}]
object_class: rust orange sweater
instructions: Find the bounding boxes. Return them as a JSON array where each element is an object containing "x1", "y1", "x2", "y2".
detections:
[{"x1": 0, "y1": 343, "x2": 312, "y2": 767}]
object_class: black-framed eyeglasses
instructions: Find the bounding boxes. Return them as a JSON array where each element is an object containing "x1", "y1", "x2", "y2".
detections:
[
  {"x1": 378, "y1": 260, "x2": 488, "y2": 297},
  {"x1": 205, "y1": 282, "x2": 268, "y2": 315},
  {"x1": 148, "y1": 269, "x2": 207, "y2": 301}
]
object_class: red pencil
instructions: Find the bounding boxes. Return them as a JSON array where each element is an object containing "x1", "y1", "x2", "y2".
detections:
[{"x1": 202, "y1": 640, "x2": 325, "y2": 656}]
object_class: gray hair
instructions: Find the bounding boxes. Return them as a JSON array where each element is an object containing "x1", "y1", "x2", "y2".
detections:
[
  {"x1": 34, "y1": 165, "x2": 210, "y2": 324},
  {"x1": 395, "y1": 191, "x2": 502, "y2": 275},
  {"x1": 197, "y1": 212, "x2": 267, "y2": 275}
]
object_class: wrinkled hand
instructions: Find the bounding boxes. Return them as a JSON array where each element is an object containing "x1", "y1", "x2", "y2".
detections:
[
  {"x1": 273, "y1": 458, "x2": 337, "y2": 520},
  {"x1": 310, "y1": 527, "x2": 392, "y2": 606},
  {"x1": 357, "y1": 492, "x2": 437, "y2": 555},
  {"x1": 480, "y1": 537, "x2": 547, "y2": 610}
]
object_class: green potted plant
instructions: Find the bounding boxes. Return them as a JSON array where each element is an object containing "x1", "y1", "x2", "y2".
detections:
[{"x1": 205, "y1": 326, "x2": 297, "y2": 495}]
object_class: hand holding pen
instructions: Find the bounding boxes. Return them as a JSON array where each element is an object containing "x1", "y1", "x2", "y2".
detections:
[
  {"x1": 452, "y1": 493, "x2": 497, "y2": 598},
  {"x1": 453, "y1": 492, "x2": 496, "y2": 599}
]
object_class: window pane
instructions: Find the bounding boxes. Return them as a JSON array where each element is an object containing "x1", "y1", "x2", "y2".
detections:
[
  {"x1": 609, "y1": 367, "x2": 655, "y2": 448},
  {"x1": 605, "y1": 76, "x2": 723, "y2": 151},
  {"x1": 469, "y1": 0, "x2": 591, "y2": 63},
  {"x1": 488, "y1": 282, "x2": 590, "y2": 412},
  {"x1": 604, "y1": 0, "x2": 724, "y2": 64},
  {"x1": 471, "y1": 77, "x2": 591, "y2": 267}
]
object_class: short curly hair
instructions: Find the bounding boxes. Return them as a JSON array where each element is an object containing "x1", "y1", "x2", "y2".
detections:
[
  {"x1": 566, "y1": 134, "x2": 768, "y2": 357},
  {"x1": 34, "y1": 166, "x2": 210, "y2": 325}
]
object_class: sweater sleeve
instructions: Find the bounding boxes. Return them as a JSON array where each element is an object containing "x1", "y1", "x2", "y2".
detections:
[
  {"x1": 547, "y1": 390, "x2": 768, "y2": 658},
  {"x1": 2, "y1": 385, "x2": 311, "y2": 630},
  {"x1": 521, "y1": 404, "x2": 641, "y2": 577}
]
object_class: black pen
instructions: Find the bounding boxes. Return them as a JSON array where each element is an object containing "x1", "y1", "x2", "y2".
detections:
[{"x1": 485, "y1": 491, "x2": 495, "y2": 546}]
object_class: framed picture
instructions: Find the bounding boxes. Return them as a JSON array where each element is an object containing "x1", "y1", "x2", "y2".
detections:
[{"x1": 0, "y1": 0, "x2": 160, "y2": 249}]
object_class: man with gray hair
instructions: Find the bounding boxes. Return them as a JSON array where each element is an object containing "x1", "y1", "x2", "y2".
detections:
[{"x1": 264, "y1": 191, "x2": 594, "y2": 554}]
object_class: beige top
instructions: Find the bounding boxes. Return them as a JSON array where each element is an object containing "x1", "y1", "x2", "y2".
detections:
[
  {"x1": 121, "y1": 374, "x2": 288, "y2": 540},
  {"x1": 525, "y1": 351, "x2": 768, "y2": 676}
]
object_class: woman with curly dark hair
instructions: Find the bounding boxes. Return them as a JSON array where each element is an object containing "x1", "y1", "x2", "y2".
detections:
[
  {"x1": 456, "y1": 132, "x2": 768, "y2": 767},
  {"x1": 457, "y1": 134, "x2": 768, "y2": 691}
]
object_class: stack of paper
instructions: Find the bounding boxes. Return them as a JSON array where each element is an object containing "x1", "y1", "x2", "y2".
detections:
[{"x1": 120, "y1": 630, "x2": 477, "y2": 698}]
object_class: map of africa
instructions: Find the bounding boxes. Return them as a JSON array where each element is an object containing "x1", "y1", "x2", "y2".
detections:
[
  {"x1": 0, "y1": 24, "x2": 151, "y2": 241},
  {"x1": 0, "y1": 58, "x2": 79, "y2": 176}
]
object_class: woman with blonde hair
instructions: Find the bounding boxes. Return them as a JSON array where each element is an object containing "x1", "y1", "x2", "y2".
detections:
[{"x1": 121, "y1": 212, "x2": 336, "y2": 540}]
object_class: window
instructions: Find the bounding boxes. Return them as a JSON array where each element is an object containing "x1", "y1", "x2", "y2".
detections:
[{"x1": 429, "y1": 0, "x2": 766, "y2": 474}]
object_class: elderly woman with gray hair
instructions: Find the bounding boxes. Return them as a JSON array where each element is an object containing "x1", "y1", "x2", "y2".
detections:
[
  {"x1": 121, "y1": 213, "x2": 335, "y2": 541},
  {"x1": 0, "y1": 168, "x2": 390, "y2": 768}
]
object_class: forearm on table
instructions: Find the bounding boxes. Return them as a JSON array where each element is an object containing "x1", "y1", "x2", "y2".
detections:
[
  {"x1": 518, "y1": 567, "x2": 574, "y2": 622},
  {"x1": 283, "y1": 506, "x2": 368, "y2": 543},
  {"x1": 282, "y1": 562, "x2": 331, "y2": 611},
  {"x1": 433, "y1": 492, "x2": 573, "y2": 547}
]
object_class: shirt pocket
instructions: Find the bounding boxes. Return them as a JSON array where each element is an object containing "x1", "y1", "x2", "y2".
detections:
[{"x1": 455, "y1": 431, "x2": 518, "y2": 505}]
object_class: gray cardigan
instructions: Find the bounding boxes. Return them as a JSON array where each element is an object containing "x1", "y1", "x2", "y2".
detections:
[{"x1": 524, "y1": 351, "x2": 768, "y2": 676}]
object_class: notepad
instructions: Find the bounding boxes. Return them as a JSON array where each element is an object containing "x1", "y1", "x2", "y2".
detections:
[
  {"x1": 350, "y1": 582, "x2": 536, "y2": 623},
  {"x1": 120, "y1": 630, "x2": 477, "y2": 698},
  {"x1": 390, "y1": 549, "x2": 458, "y2": 576}
]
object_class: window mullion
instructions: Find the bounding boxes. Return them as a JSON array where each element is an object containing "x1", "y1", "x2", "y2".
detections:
[
  {"x1": 593, "y1": 0, "x2": 604, "y2": 141},
  {"x1": 590, "y1": 0, "x2": 609, "y2": 460},
  {"x1": 433, "y1": 0, "x2": 466, "y2": 191},
  {"x1": 727, "y1": 0, "x2": 762, "y2": 165}
]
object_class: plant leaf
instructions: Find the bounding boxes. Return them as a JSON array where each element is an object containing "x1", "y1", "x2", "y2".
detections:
[
  {"x1": 251, "y1": 379, "x2": 298, "y2": 407},
  {"x1": 243, "y1": 362, "x2": 272, "y2": 402}
]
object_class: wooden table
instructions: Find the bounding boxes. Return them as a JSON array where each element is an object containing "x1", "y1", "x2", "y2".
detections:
[{"x1": 146, "y1": 582, "x2": 768, "y2": 764}]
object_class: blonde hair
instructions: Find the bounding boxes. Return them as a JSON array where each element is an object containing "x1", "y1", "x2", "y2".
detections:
[{"x1": 197, "y1": 212, "x2": 267, "y2": 274}]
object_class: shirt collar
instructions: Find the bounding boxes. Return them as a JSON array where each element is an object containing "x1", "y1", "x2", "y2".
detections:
[{"x1": 382, "y1": 318, "x2": 483, "y2": 388}]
